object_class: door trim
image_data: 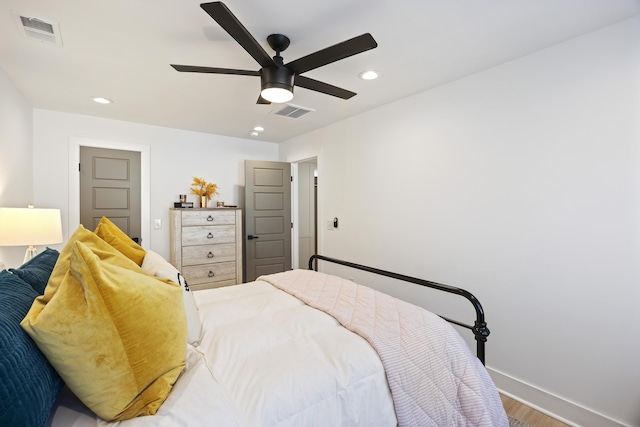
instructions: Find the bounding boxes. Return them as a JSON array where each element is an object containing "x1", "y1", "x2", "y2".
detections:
[{"x1": 69, "y1": 136, "x2": 150, "y2": 246}]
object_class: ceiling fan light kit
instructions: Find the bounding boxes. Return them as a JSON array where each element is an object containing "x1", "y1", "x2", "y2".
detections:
[
  {"x1": 260, "y1": 65, "x2": 294, "y2": 103},
  {"x1": 171, "y1": 1, "x2": 377, "y2": 105}
]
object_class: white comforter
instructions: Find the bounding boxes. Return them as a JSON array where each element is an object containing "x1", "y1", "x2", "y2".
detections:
[
  {"x1": 50, "y1": 280, "x2": 397, "y2": 426},
  {"x1": 49, "y1": 272, "x2": 506, "y2": 427},
  {"x1": 260, "y1": 270, "x2": 508, "y2": 427}
]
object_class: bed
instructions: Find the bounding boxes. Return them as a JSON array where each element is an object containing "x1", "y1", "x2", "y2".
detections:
[{"x1": 1, "y1": 218, "x2": 508, "y2": 427}]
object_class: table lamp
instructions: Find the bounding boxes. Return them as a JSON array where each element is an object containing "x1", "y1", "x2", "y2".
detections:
[{"x1": 0, "y1": 206, "x2": 63, "y2": 265}]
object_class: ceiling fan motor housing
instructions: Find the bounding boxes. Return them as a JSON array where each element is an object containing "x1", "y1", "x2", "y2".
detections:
[{"x1": 260, "y1": 66, "x2": 294, "y2": 93}]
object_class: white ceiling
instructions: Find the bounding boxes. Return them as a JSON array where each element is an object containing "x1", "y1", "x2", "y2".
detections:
[{"x1": 1, "y1": 1, "x2": 638, "y2": 143}]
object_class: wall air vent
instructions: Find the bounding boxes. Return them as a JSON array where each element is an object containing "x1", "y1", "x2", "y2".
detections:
[
  {"x1": 11, "y1": 10, "x2": 63, "y2": 47},
  {"x1": 272, "y1": 104, "x2": 315, "y2": 119}
]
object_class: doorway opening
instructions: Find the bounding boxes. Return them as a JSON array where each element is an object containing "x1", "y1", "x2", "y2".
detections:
[{"x1": 291, "y1": 158, "x2": 317, "y2": 269}]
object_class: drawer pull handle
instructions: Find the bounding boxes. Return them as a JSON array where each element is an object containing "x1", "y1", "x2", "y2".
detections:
[
  {"x1": 208, "y1": 271, "x2": 215, "y2": 278},
  {"x1": 207, "y1": 215, "x2": 214, "y2": 222},
  {"x1": 207, "y1": 232, "x2": 214, "y2": 239},
  {"x1": 207, "y1": 252, "x2": 214, "y2": 258}
]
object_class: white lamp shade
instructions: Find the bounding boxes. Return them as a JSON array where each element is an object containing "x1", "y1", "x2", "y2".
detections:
[
  {"x1": 260, "y1": 87, "x2": 294, "y2": 103},
  {"x1": 0, "y1": 207, "x2": 63, "y2": 246}
]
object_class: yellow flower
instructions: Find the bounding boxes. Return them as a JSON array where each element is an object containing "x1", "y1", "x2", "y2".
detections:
[{"x1": 189, "y1": 177, "x2": 220, "y2": 201}]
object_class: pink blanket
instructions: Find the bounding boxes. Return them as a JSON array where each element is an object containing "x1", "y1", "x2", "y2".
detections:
[{"x1": 259, "y1": 269, "x2": 508, "y2": 427}]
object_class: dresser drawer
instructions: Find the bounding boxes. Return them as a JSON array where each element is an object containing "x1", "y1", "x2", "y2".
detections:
[
  {"x1": 182, "y1": 243, "x2": 236, "y2": 266},
  {"x1": 182, "y1": 261, "x2": 236, "y2": 285},
  {"x1": 182, "y1": 225, "x2": 236, "y2": 246},
  {"x1": 181, "y1": 210, "x2": 235, "y2": 226}
]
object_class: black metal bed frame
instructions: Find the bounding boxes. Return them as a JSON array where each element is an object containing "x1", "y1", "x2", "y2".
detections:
[{"x1": 308, "y1": 254, "x2": 490, "y2": 365}]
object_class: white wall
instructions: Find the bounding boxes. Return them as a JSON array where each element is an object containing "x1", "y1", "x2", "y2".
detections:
[
  {"x1": 0, "y1": 66, "x2": 35, "y2": 267},
  {"x1": 32, "y1": 110, "x2": 279, "y2": 259},
  {"x1": 280, "y1": 16, "x2": 640, "y2": 427}
]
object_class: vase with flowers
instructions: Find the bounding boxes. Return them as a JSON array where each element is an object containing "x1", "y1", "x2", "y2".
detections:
[{"x1": 190, "y1": 177, "x2": 220, "y2": 208}]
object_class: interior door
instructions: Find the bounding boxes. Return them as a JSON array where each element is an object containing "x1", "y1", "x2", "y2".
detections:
[
  {"x1": 80, "y1": 147, "x2": 141, "y2": 242},
  {"x1": 244, "y1": 160, "x2": 291, "y2": 282}
]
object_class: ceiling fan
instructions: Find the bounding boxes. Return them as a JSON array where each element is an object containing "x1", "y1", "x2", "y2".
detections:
[{"x1": 170, "y1": 2, "x2": 378, "y2": 104}]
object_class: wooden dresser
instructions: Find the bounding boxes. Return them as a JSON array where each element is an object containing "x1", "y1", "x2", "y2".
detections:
[{"x1": 170, "y1": 208, "x2": 242, "y2": 290}]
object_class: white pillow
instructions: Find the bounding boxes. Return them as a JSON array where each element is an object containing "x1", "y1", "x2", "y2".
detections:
[{"x1": 141, "y1": 250, "x2": 203, "y2": 345}]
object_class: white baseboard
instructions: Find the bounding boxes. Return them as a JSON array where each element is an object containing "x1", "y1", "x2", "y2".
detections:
[{"x1": 488, "y1": 368, "x2": 628, "y2": 427}]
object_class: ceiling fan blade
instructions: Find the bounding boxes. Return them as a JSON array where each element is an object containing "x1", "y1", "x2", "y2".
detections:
[
  {"x1": 257, "y1": 95, "x2": 271, "y2": 105},
  {"x1": 200, "y1": 2, "x2": 275, "y2": 69},
  {"x1": 295, "y1": 75, "x2": 356, "y2": 100},
  {"x1": 171, "y1": 64, "x2": 259, "y2": 76},
  {"x1": 286, "y1": 33, "x2": 377, "y2": 75}
]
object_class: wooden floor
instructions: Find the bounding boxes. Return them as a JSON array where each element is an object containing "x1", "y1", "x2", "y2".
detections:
[{"x1": 501, "y1": 394, "x2": 570, "y2": 427}]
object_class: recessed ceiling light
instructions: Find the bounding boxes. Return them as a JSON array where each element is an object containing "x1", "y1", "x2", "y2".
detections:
[
  {"x1": 250, "y1": 131, "x2": 259, "y2": 137},
  {"x1": 358, "y1": 70, "x2": 379, "y2": 80},
  {"x1": 253, "y1": 126, "x2": 264, "y2": 132},
  {"x1": 92, "y1": 97, "x2": 112, "y2": 104}
]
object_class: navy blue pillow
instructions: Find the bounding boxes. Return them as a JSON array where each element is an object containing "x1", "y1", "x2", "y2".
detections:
[
  {"x1": 9, "y1": 248, "x2": 59, "y2": 295},
  {"x1": 0, "y1": 270, "x2": 64, "y2": 427}
]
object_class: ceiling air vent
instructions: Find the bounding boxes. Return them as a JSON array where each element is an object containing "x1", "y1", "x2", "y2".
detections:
[
  {"x1": 272, "y1": 104, "x2": 315, "y2": 119},
  {"x1": 11, "y1": 10, "x2": 63, "y2": 46}
]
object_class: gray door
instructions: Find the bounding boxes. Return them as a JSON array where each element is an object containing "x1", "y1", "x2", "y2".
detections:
[
  {"x1": 80, "y1": 147, "x2": 141, "y2": 242},
  {"x1": 244, "y1": 160, "x2": 291, "y2": 282}
]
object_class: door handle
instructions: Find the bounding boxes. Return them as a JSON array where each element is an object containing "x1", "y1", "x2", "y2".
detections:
[{"x1": 247, "y1": 235, "x2": 259, "y2": 240}]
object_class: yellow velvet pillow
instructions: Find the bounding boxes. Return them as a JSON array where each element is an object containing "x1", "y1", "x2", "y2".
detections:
[
  {"x1": 31, "y1": 225, "x2": 141, "y2": 314},
  {"x1": 94, "y1": 216, "x2": 146, "y2": 266},
  {"x1": 21, "y1": 241, "x2": 187, "y2": 421}
]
